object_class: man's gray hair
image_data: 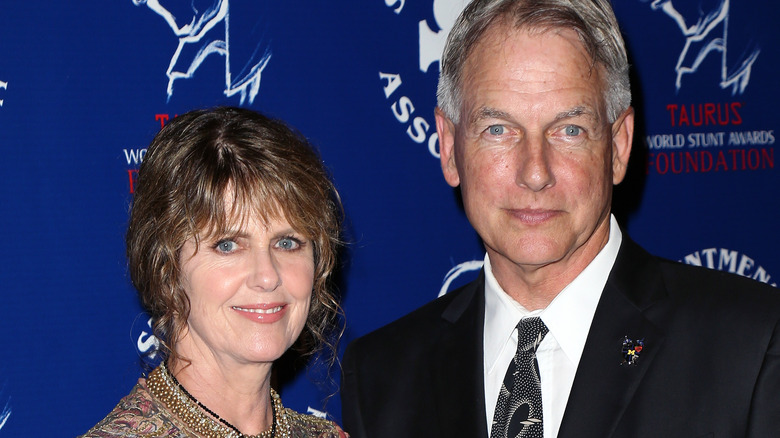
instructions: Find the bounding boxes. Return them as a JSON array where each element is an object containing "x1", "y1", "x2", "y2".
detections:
[{"x1": 437, "y1": 0, "x2": 631, "y2": 124}]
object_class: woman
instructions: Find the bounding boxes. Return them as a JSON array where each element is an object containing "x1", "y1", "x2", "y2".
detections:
[{"x1": 81, "y1": 107, "x2": 347, "y2": 437}]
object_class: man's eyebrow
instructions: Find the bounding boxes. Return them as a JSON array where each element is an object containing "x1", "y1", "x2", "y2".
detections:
[
  {"x1": 470, "y1": 107, "x2": 513, "y2": 123},
  {"x1": 470, "y1": 106, "x2": 599, "y2": 124},
  {"x1": 553, "y1": 106, "x2": 598, "y2": 122}
]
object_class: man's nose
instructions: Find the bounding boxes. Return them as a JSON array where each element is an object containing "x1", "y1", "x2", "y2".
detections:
[{"x1": 515, "y1": 136, "x2": 555, "y2": 191}]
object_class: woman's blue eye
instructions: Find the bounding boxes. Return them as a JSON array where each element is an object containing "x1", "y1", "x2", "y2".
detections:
[
  {"x1": 215, "y1": 240, "x2": 237, "y2": 253},
  {"x1": 488, "y1": 125, "x2": 505, "y2": 135},
  {"x1": 564, "y1": 125, "x2": 582, "y2": 136},
  {"x1": 277, "y1": 237, "x2": 300, "y2": 250}
]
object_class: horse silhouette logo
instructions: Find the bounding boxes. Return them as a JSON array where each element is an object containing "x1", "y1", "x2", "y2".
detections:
[
  {"x1": 133, "y1": 0, "x2": 271, "y2": 104},
  {"x1": 643, "y1": 0, "x2": 759, "y2": 94}
]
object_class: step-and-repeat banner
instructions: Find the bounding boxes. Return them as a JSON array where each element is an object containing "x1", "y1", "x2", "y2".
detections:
[{"x1": 0, "y1": 1, "x2": 776, "y2": 435}]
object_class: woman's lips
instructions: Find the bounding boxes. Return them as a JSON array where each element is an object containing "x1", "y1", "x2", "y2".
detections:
[{"x1": 231, "y1": 304, "x2": 287, "y2": 323}]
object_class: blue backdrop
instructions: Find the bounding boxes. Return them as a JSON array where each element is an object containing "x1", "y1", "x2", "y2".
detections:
[{"x1": 0, "y1": 0, "x2": 776, "y2": 436}]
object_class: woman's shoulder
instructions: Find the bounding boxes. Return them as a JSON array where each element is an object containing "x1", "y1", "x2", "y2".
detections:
[
  {"x1": 78, "y1": 381, "x2": 186, "y2": 438},
  {"x1": 283, "y1": 408, "x2": 348, "y2": 438}
]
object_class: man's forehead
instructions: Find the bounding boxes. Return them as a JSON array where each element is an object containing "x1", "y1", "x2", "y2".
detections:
[
  {"x1": 461, "y1": 25, "x2": 603, "y2": 85},
  {"x1": 464, "y1": 23, "x2": 591, "y2": 69},
  {"x1": 458, "y1": 25, "x2": 605, "y2": 122}
]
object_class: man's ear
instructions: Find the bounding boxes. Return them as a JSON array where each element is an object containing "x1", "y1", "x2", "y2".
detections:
[
  {"x1": 435, "y1": 107, "x2": 460, "y2": 187},
  {"x1": 611, "y1": 107, "x2": 634, "y2": 185}
]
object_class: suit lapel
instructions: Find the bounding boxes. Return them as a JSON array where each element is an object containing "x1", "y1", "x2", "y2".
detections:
[
  {"x1": 558, "y1": 238, "x2": 670, "y2": 438},
  {"x1": 430, "y1": 273, "x2": 489, "y2": 438}
]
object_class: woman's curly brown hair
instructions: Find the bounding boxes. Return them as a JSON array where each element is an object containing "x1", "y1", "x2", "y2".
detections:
[{"x1": 126, "y1": 107, "x2": 343, "y2": 368}]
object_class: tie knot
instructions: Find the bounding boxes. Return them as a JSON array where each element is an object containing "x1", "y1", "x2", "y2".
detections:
[{"x1": 516, "y1": 317, "x2": 548, "y2": 353}]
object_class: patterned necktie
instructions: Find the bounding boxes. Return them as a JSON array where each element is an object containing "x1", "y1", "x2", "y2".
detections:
[{"x1": 490, "y1": 317, "x2": 549, "y2": 438}]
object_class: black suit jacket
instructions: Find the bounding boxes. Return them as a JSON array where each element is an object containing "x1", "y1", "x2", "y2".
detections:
[{"x1": 341, "y1": 238, "x2": 780, "y2": 438}]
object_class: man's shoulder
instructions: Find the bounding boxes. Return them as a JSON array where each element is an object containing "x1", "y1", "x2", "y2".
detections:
[
  {"x1": 346, "y1": 275, "x2": 483, "y2": 355},
  {"x1": 655, "y1": 255, "x2": 779, "y2": 308},
  {"x1": 617, "y1": 236, "x2": 778, "y2": 308}
]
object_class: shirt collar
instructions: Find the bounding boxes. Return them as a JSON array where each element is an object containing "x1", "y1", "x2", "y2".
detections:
[{"x1": 483, "y1": 215, "x2": 623, "y2": 372}]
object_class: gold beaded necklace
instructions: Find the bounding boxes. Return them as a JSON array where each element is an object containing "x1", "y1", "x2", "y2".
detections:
[{"x1": 146, "y1": 362, "x2": 290, "y2": 438}]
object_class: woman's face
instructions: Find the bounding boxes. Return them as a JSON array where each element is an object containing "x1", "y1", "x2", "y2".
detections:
[{"x1": 177, "y1": 213, "x2": 314, "y2": 366}]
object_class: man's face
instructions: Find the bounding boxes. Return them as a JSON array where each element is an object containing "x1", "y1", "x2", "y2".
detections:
[{"x1": 436, "y1": 25, "x2": 633, "y2": 284}]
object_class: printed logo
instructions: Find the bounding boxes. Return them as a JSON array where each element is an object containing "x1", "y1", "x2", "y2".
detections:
[
  {"x1": 0, "y1": 383, "x2": 10, "y2": 431},
  {"x1": 642, "y1": 0, "x2": 760, "y2": 94},
  {"x1": 380, "y1": 0, "x2": 469, "y2": 159},
  {"x1": 0, "y1": 80, "x2": 7, "y2": 107},
  {"x1": 638, "y1": 1, "x2": 774, "y2": 175},
  {"x1": 418, "y1": 0, "x2": 470, "y2": 74},
  {"x1": 306, "y1": 407, "x2": 327, "y2": 419},
  {"x1": 638, "y1": 0, "x2": 775, "y2": 176},
  {"x1": 438, "y1": 259, "x2": 483, "y2": 297},
  {"x1": 133, "y1": 0, "x2": 271, "y2": 105},
  {"x1": 124, "y1": 114, "x2": 174, "y2": 193},
  {"x1": 132, "y1": 314, "x2": 162, "y2": 367},
  {"x1": 682, "y1": 247, "x2": 776, "y2": 287}
]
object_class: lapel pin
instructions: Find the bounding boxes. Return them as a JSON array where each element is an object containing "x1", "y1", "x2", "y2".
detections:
[{"x1": 620, "y1": 336, "x2": 644, "y2": 366}]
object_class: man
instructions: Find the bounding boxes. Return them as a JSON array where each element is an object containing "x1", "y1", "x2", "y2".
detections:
[{"x1": 341, "y1": 0, "x2": 780, "y2": 437}]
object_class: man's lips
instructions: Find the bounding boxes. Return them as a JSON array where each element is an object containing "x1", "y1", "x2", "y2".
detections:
[{"x1": 507, "y1": 209, "x2": 561, "y2": 225}]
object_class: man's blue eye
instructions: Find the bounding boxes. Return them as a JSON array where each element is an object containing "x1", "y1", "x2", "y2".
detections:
[
  {"x1": 488, "y1": 125, "x2": 505, "y2": 135},
  {"x1": 564, "y1": 125, "x2": 582, "y2": 136}
]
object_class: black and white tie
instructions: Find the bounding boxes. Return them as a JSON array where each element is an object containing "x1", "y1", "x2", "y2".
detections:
[{"x1": 490, "y1": 317, "x2": 549, "y2": 438}]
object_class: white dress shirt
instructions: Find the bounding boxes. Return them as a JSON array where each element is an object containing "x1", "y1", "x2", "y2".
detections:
[{"x1": 483, "y1": 215, "x2": 623, "y2": 438}]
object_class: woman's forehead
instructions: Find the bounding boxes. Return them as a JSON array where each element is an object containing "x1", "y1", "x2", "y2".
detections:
[{"x1": 199, "y1": 202, "x2": 284, "y2": 235}]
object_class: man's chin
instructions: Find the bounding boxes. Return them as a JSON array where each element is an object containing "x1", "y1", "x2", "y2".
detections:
[{"x1": 490, "y1": 246, "x2": 568, "y2": 271}]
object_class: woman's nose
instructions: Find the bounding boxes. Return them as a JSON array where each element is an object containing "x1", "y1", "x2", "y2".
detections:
[{"x1": 248, "y1": 250, "x2": 282, "y2": 292}]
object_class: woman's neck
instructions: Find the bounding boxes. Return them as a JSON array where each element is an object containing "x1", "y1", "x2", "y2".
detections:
[{"x1": 168, "y1": 356, "x2": 275, "y2": 436}]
